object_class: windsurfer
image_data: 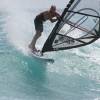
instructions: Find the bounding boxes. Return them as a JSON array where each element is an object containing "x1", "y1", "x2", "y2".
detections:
[{"x1": 29, "y1": 5, "x2": 60, "y2": 52}]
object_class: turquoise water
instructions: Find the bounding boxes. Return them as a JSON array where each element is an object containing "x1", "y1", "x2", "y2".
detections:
[{"x1": 0, "y1": 1, "x2": 100, "y2": 100}]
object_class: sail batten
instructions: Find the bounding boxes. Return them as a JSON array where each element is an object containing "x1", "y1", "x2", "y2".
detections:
[{"x1": 42, "y1": 0, "x2": 100, "y2": 53}]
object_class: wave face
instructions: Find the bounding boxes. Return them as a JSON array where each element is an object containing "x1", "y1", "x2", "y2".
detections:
[{"x1": 0, "y1": 0, "x2": 100, "y2": 100}]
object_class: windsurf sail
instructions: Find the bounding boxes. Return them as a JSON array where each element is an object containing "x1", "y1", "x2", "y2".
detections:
[{"x1": 42, "y1": 0, "x2": 100, "y2": 53}]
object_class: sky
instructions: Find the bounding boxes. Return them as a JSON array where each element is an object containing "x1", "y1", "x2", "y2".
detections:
[
  {"x1": 31, "y1": 0, "x2": 69, "y2": 8},
  {"x1": 0, "y1": 0, "x2": 70, "y2": 11}
]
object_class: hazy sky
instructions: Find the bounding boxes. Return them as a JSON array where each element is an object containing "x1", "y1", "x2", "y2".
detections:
[
  {"x1": 31, "y1": 0, "x2": 70, "y2": 8},
  {"x1": 0, "y1": 0, "x2": 70, "y2": 11}
]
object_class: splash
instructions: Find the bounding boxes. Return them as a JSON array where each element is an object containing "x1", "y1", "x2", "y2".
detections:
[{"x1": 0, "y1": 0, "x2": 38, "y2": 54}]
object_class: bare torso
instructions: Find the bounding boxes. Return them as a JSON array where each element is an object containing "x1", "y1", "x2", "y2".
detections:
[
  {"x1": 43, "y1": 11, "x2": 56, "y2": 20},
  {"x1": 36, "y1": 10, "x2": 60, "y2": 22}
]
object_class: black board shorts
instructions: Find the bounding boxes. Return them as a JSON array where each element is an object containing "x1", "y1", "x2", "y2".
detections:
[{"x1": 34, "y1": 17, "x2": 43, "y2": 32}]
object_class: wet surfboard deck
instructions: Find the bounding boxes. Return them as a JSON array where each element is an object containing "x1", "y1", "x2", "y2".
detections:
[{"x1": 29, "y1": 50, "x2": 54, "y2": 63}]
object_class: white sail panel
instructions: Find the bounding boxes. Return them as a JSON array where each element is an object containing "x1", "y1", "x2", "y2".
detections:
[{"x1": 42, "y1": 0, "x2": 100, "y2": 53}]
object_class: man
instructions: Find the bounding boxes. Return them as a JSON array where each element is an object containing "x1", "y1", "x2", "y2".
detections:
[{"x1": 29, "y1": 5, "x2": 60, "y2": 52}]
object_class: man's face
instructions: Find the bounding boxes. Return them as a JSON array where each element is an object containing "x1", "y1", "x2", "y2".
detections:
[{"x1": 50, "y1": 8, "x2": 56, "y2": 13}]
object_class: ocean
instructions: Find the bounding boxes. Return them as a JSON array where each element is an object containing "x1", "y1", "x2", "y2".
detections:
[{"x1": 0, "y1": 0, "x2": 100, "y2": 100}]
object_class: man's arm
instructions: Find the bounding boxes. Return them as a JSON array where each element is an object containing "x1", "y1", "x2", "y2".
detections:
[
  {"x1": 55, "y1": 12, "x2": 61, "y2": 19},
  {"x1": 50, "y1": 12, "x2": 61, "y2": 23},
  {"x1": 50, "y1": 18, "x2": 58, "y2": 23}
]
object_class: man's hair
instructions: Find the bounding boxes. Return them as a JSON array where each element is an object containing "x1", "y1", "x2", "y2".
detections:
[{"x1": 50, "y1": 5, "x2": 56, "y2": 11}]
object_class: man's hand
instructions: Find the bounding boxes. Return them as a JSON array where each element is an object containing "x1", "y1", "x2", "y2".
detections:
[{"x1": 50, "y1": 18, "x2": 58, "y2": 23}]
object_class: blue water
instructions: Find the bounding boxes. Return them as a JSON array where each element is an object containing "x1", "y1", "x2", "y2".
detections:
[{"x1": 0, "y1": 1, "x2": 100, "y2": 100}]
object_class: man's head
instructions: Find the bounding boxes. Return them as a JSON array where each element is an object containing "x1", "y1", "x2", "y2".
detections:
[{"x1": 50, "y1": 5, "x2": 56, "y2": 12}]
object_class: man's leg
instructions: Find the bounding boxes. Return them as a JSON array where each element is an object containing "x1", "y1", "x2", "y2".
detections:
[{"x1": 29, "y1": 31, "x2": 42, "y2": 51}]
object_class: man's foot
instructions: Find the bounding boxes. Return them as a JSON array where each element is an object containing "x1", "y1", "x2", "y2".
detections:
[
  {"x1": 32, "y1": 48, "x2": 38, "y2": 52},
  {"x1": 29, "y1": 45, "x2": 39, "y2": 52}
]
